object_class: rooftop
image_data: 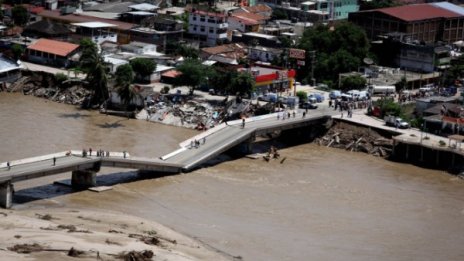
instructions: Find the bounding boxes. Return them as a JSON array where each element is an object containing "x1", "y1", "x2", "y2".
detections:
[
  {"x1": 27, "y1": 38, "x2": 79, "y2": 57},
  {"x1": 39, "y1": 10, "x2": 135, "y2": 31},
  {"x1": 378, "y1": 3, "x2": 461, "y2": 22},
  {"x1": 72, "y1": 21, "x2": 118, "y2": 28},
  {"x1": 129, "y1": 3, "x2": 158, "y2": 11},
  {"x1": 0, "y1": 55, "x2": 21, "y2": 74}
]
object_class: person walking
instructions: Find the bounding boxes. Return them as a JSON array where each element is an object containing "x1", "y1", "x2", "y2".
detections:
[
  {"x1": 53, "y1": 157, "x2": 56, "y2": 166},
  {"x1": 303, "y1": 111, "x2": 306, "y2": 118},
  {"x1": 242, "y1": 118, "x2": 245, "y2": 128},
  {"x1": 89, "y1": 148, "x2": 92, "y2": 156},
  {"x1": 7, "y1": 161, "x2": 10, "y2": 170}
]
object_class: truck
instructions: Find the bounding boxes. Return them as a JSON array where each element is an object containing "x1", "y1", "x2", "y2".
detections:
[
  {"x1": 368, "y1": 85, "x2": 395, "y2": 96},
  {"x1": 384, "y1": 115, "x2": 409, "y2": 129}
]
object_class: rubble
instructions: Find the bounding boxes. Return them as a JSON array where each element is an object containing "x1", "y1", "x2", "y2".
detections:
[
  {"x1": 4, "y1": 74, "x2": 91, "y2": 105},
  {"x1": 316, "y1": 121, "x2": 393, "y2": 157}
]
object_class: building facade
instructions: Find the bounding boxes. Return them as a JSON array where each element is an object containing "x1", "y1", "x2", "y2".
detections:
[
  {"x1": 188, "y1": 10, "x2": 228, "y2": 47},
  {"x1": 26, "y1": 38, "x2": 79, "y2": 68},
  {"x1": 349, "y1": 2, "x2": 464, "y2": 44}
]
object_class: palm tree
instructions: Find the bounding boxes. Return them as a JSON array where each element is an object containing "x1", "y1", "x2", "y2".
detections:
[
  {"x1": 79, "y1": 39, "x2": 109, "y2": 106},
  {"x1": 115, "y1": 64, "x2": 135, "y2": 117}
]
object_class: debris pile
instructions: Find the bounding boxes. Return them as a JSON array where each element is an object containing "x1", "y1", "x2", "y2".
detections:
[
  {"x1": 4, "y1": 74, "x2": 90, "y2": 105},
  {"x1": 316, "y1": 122, "x2": 393, "y2": 157},
  {"x1": 139, "y1": 100, "x2": 225, "y2": 129}
]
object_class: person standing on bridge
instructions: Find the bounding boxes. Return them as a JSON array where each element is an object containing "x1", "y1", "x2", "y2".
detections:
[{"x1": 53, "y1": 157, "x2": 56, "y2": 166}]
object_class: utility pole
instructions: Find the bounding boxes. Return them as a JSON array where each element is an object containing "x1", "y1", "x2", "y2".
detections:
[{"x1": 309, "y1": 50, "x2": 316, "y2": 86}]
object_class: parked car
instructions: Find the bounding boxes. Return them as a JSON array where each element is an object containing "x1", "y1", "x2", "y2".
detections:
[
  {"x1": 309, "y1": 93, "x2": 325, "y2": 103},
  {"x1": 329, "y1": 90, "x2": 341, "y2": 99},
  {"x1": 258, "y1": 92, "x2": 277, "y2": 102},
  {"x1": 384, "y1": 115, "x2": 409, "y2": 129},
  {"x1": 300, "y1": 102, "x2": 318, "y2": 109}
]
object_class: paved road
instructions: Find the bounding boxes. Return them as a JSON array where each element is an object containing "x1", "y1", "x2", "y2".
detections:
[
  {"x1": 165, "y1": 108, "x2": 337, "y2": 169},
  {"x1": 0, "y1": 155, "x2": 97, "y2": 183}
]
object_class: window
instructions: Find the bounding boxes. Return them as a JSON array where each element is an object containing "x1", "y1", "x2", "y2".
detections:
[
  {"x1": 192, "y1": 15, "x2": 197, "y2": 21},
  {"x1": 200, "y1": 26, "x2": 205, "y2": 32},
  {"x1": 193, "y1": 25, "x2": 197, "y2": 31},
  {"x1": 209, "y1": 27, "x2": 214, "y2": 33},
  {"x1": 200, "y1": 16, "x2": 205, "y2": 22}
]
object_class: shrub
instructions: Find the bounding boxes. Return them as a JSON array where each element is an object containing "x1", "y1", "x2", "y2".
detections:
[
  {"x1": 54, "y1": 73, "x2": 68, "y2": 85},
  {"x1": 161, "y1": 86, "x2": 170, "y2": 94}
]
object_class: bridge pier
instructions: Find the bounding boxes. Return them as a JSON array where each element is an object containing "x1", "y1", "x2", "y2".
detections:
[
  {"x1": 0, "y1": 181, "x2": 13, "y2": 209},
  {"x1": 72, "y1": 170, "x2": 97, "y2": 188}
]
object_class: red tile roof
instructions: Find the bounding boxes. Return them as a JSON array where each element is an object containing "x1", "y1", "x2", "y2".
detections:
[
  {"x1": 232, "y1": 11, "x2": 267, "y2": 21},
  {"x1": 229, "y1": 16, "x2": 260, "y2": 26},
  {"x1": 27, "y1": 38, "x2": 79, "y2": 56},
  {"x1": 378, "y1": 4, "x2": 461, "y2": 21},
  {"x1": 242, "y1": 4, "x2": 272, "y2": 14},
  {"x1": 161, "y1": 70, "x2": 181, "y2": 78}
]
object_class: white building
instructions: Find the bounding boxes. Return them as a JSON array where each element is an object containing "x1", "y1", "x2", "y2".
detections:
[
  {"x1": 72, "y1": 22, "x2": 118, "y2": 45},
  {"x1": 248, "y1": 46, "x2": 283, "y2": 63},
  {"x1": 188, "y1": 10, "x2": 228, "y2": 47}
]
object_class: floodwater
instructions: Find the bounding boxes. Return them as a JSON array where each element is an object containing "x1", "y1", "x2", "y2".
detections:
[{"x1": 1, "y1": 93, "x2": 464, "y2": 261}]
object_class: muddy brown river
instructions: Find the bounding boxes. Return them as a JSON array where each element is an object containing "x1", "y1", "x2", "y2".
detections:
[{"x1": 1, "y1": 93, "x2": 463, "y2": 261}]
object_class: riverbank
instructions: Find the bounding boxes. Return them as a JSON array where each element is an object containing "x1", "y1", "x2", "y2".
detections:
[{"x1": 0, "y1": 207, "x2": 229, "y2": 260}]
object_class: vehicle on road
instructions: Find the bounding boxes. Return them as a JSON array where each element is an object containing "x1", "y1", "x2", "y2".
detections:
[
  {"x1": 309, "y1": 93, "x2": 325, "y2": 103},
  {"x1": 368, "y1": 85, "x2": 395, "y2": 96},
  {"x1": 258, "y1": 92, "x2": 277, "y2": 102},
  {"x1": 300, "y1": 102, "x2": 318, "y2": 109},
  {"x1": 329, "y1": 90, "x2": 341, "y2": 99},
  {"x1": 384, "y1": 115, "x2": 409, "y2": 129}
]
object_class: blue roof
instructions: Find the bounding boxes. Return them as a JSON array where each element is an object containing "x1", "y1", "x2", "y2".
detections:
[{"x1": 431, "y1": 2, "x2": 464, "y2": 16}]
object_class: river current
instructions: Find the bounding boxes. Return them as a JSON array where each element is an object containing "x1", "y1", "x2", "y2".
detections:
[{"x1": 1, "y1": 93, "x2": 463, "y2": 261}]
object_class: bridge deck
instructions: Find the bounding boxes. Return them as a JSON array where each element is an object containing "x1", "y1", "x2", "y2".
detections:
[{"x1": 0, "y1": 110, "x2": 334, "y2": 184}]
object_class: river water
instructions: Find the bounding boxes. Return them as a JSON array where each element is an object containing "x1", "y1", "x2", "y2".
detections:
[{"x1": 1, "y1": 93, "x2": 464, "y2": 261}]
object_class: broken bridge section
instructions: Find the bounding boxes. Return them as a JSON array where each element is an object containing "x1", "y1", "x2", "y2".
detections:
[{"x1": 0, "y1": 111, "x2": 334, "y2": 208}]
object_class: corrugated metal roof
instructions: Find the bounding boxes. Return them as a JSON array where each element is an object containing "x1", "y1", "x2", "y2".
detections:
[
  {"x1": 379, "y1": 4, "x2": 461, "y2": 21},
  {"x1": 27, "y1": 38, "x2": 79, "y2": 57},
  {"x1": 431, "y1": 1, "x2": 464, "y2": 16}
]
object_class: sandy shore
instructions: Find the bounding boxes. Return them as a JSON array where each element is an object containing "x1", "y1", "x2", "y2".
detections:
[{"x1": 0, "y1": 207, "x2": 230, "y2": 261}]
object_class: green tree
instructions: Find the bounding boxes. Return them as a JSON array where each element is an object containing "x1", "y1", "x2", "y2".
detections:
[
  {"x1": 296, "y1": 90, "x2": 308, "y2": 103},
  {"x1": 165, "y1": 41, "x2": 199, "y2": 59},
  {"x1": 79, "y1": 38, "x2": 109, "y2": 106},
  {"x1": 340, "y1": 75, "x2": 367, "y2": 91},
  {"x1": 115, "y1": 64, "x2": 136, "y2": 115},
  {"x1": 129, "y1": 58, "x2": 156, "y2": 83},
  {"x1": 443, "y1": 55, "x2": 464, "y2": 86},
  {"x1": 54, "y1": 72, "x2": 68, "y2": 86},
  {"x1": 271, "y1": 9, "x2": 288, "y2": 20},
  {"x1": 374, "y1": 98, "x2": 401, "y2": 117},
  {"x1": 395, "y1": 76, "x2": 407, "y2": 93},
  {"x1": 12, "y1": 5, "x2": 29, "y2": 26},
  {"x1": 209, "y1": 67, "x2": 238, "y2": 94},
  {"x1": 174, "y1": 59, "x2": 210, "y2": 96},
  {"x1": 229, "y1": 72, "x2": 255, "y2": 96},
  {"x1": 10, "y1": 43, "x2": 24, "y2": 60},
  {"x1": 360, "y1": 0, "x2": 397, "y2": 10},
  {"x1": 298, "y1": 22, "x2": 370, "y2": 84}
]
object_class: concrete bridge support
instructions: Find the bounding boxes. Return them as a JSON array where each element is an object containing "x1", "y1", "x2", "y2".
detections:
[
  {"x1": 72, "y1": 170, "x2": 97, "y2": 189},
  {"x1": 0, "y1": 181, "x2": 13, "y2": 209}
]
